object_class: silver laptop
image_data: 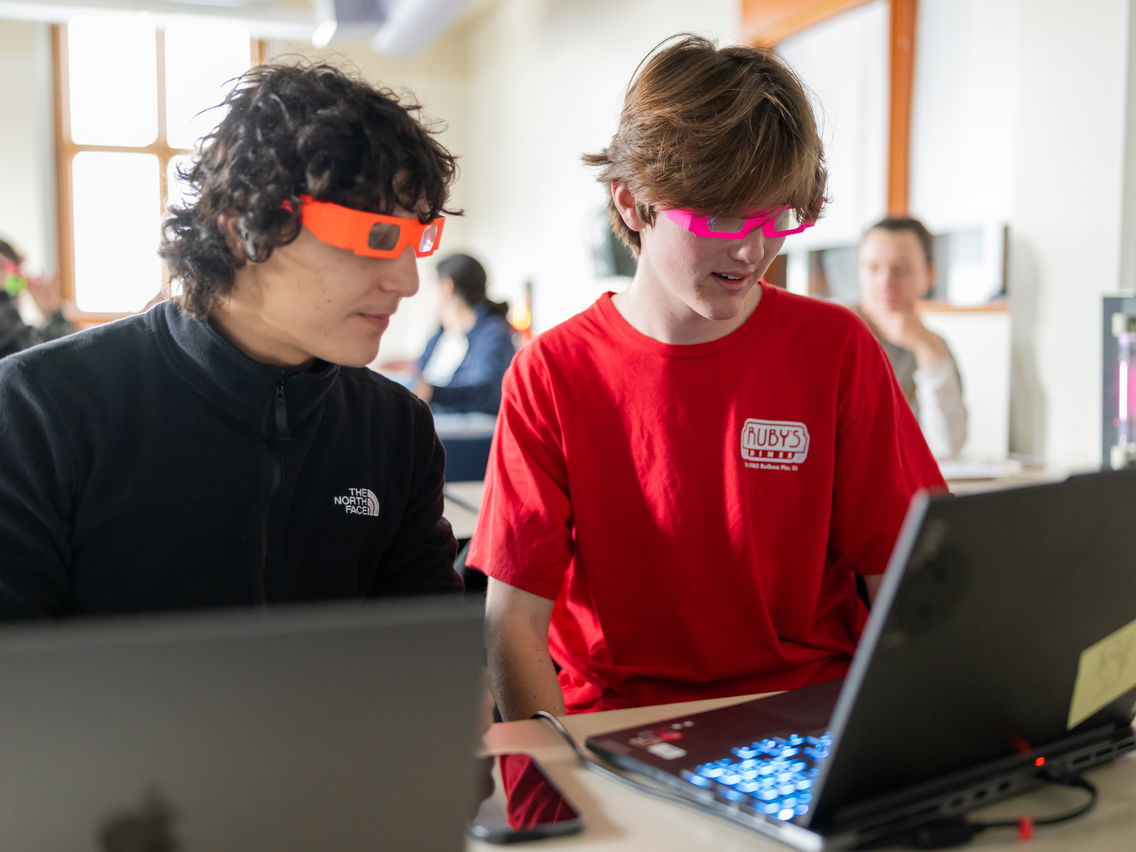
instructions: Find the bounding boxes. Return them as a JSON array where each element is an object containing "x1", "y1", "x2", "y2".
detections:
[{"x1": 0, "y1": 597, "x2": 484, "y2": 851}]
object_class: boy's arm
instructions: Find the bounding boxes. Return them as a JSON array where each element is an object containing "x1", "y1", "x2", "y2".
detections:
[
  {"x1": 863, "y1": 573, "x2": 884, "y2": 605},
  {"x1": 484, "y1": 578, "x2": 566, "y2": 720}
]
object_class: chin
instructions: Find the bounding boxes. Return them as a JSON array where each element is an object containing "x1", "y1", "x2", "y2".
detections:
[{"x1": 324, "y1": 342, "x2": 383, "y2": 369}]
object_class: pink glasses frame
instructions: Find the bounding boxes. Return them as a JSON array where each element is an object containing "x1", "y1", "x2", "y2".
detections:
[{"x1": 663, "y1": 207, "x2": 817, "y2": 239}]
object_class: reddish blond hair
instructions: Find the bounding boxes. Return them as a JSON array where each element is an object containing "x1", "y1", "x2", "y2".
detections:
[{"x1": 584, "y1": 35, "x2": 827, "y2": 256}]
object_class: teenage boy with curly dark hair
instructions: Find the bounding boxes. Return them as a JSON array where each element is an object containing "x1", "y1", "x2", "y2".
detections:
[
  {"x1": 469, "y1": 36, "x2": 946, "y2": 719},
  {"x1": 0, "y1": 63, "x2": 464, "y2": 619}
]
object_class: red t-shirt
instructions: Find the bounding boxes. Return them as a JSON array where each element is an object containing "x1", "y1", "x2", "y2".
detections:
[{"x1": 468, "y1": 285, "x2": 945, "y2": 713}]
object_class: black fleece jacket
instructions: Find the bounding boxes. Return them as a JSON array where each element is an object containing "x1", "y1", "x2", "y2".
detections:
[{"x1": 0, "y1": 301, "x2": 460, "y2": 619}]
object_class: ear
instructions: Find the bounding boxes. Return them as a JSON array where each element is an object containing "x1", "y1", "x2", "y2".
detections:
[
  {"x1": 611, "y1": 180, "x2": 648, "y2": 232},
  {"x1": 217, "y1": 210, "x2": 250, "y2": 262},
  {"x1": 217, "y1": 210, "x2": 244, "y2": 259}
]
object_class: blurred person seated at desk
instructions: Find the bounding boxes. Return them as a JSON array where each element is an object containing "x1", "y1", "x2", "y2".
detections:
[
  {"x1": 857, "y1": 217, "x2": 967, "y2": 459},
  {"x1": 0, "y1": 237, "x2": 76, "y2": 359},
  {"x1": 0, "y1": 63, "x2": 464, "y2": 620},
  {"x1": 413, "y1": 253, "x2": 516, "y2": 415},
  {"x1": 468, "y1": 36, "x2": 945, "y2": 722}
]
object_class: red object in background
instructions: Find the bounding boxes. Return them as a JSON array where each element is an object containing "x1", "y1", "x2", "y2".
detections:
[{"x1": 511, "y1": 279, "x2": 534, "y2": 344}]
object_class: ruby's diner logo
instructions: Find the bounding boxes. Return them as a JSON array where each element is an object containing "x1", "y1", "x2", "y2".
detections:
[{"x1": 740, "y1": 419, "x2": 810, "y2": 471}]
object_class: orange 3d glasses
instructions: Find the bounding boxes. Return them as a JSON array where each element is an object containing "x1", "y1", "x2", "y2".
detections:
[{"x1": 296, "y1": 195, "x2": 445, "y2": 259}]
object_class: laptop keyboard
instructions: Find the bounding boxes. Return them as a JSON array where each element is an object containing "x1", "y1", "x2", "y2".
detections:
[{"x1": 680, "y1": 732, "x2": 833, "y2": 822}]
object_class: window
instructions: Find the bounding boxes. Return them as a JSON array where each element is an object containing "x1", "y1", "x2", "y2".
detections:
[{"x1": 54, "y1": 15, "x2": 258, "y2": 317}]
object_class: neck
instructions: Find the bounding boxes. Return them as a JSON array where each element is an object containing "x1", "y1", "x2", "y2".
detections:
[
  {"x1": 210, "y1": 295, "x2": 314, "y2": 371},
  {"x1": 441, "y1": 300, "x2": 478, "y2": 335}
]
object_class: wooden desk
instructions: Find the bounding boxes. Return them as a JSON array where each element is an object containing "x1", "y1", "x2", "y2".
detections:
[
  {"x1": 471, "y1": 695, "x2": 1136, "y2": 851},
  {"x1": 942, "y1": 461, "x2": 1075, "y2": 496}
]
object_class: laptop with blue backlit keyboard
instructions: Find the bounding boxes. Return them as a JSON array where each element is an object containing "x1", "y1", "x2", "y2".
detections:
[{"x1": 587, "y1": 470, "x2": 1136, "y2": 850}]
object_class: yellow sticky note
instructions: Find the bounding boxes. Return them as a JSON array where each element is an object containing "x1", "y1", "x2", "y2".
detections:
[{"x1": 1068, "y1": 618, "x2": 1136, "y2": 730}]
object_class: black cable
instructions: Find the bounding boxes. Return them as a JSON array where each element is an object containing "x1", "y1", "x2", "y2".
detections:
[
  {"x1": 979, "y1": 767, "x2": 1098, "y2": 829},
  {"x1": 902, "y1": 767, "x2": 1099, "y2": 849},
  {"x1": 531, "y1": 711, "x2": 698, "y2": 804}
]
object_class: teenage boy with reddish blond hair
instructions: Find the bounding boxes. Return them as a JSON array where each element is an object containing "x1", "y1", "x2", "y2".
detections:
[{"x1": 468, "y1": 35, "x2": 946, "y2": 720}]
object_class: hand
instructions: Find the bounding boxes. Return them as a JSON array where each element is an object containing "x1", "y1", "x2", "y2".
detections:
[
  {"x1": 869, "y1": 307, "x2": 926, "y2": 352},
  {"x1": 869, "y1": 308, "x2": 947, "y2": 371},
  {"x1": 412, "y1": 379, "x2": 434, "y2": 403},
  {"x1": 25, "y1": 272, "x2": 64, "y2": 315}
]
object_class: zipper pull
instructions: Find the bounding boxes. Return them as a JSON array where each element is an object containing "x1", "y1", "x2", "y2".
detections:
[{"x1": 274, "y1": 381, "x2": 292, "y2": 440}]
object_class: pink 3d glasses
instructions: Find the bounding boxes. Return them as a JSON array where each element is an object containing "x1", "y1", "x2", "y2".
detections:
[{"x1": 663, "y1": 206, "x2": 817, "y2": 239}]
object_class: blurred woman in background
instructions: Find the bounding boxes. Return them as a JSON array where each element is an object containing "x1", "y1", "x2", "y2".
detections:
[{"x1": 414, "y1": 253, "x2": 516, "y2": 415}]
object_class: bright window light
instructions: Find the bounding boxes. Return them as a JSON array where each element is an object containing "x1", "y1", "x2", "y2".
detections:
[
  {"x1": 164, "y1": 20, "x2": 252, "y2": 150},
  {"x1": 72, "y1": 152, "x2": 162, "y2": 314},
  {"x1": 68, "y1": 14, "x2": 158, "y2": 147}
]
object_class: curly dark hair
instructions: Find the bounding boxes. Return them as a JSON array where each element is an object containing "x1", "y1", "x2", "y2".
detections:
[{"x1": 161, "y1": 61, "x2": 460, "y2": 319}]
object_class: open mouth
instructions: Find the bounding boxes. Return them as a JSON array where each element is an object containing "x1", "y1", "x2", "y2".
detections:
[{"x1": 713, "y1": 272, "x2": 745, "y2": 281}]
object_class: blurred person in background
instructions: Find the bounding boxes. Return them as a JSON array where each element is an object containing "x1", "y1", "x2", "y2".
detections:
[
  {"x1": 857, "y1": 217, "x2": 967, "y2": 459},
  {"x1": 413, "y1": 253, "x2": 516, "y2": 415},
  {"x1": 0, "y1": 237, "x2": 75, "y2": 359}
]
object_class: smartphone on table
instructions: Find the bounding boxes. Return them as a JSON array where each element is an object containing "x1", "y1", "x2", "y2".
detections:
[{"x1": 468, "y1": 752, "x2": 583, "y2": 843}]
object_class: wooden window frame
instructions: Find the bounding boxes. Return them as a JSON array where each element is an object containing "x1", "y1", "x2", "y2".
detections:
[
  {"x1": 52, "y1": 24, "x2": 264, "y2": 326},
  {"x1": 742, "y1": 0, "x2": 917, "y2": 215}
]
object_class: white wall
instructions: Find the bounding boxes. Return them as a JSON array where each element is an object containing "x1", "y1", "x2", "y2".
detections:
[
  {"x1": 0, "y1": 20, "x2": 54, "y2": 274},
  {"x1": 778, "y1": 0, "x2": 890, "y2": 250},
  {"x1": 1008, "y1": 0, "x2": 1132, "y2": 466},
  {"x1": 923, "y1": 309, "x2": 1011, "y2": 460},
  {"x1": 910, "y1": 0, "x2": 1019, "y2": 231}
]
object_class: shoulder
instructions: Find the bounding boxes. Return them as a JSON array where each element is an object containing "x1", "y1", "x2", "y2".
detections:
[
  {"x1": 0, "y1": 308, "x2": 157, "y2": 386},
  {"x1": 337, "y1": 364, "x2": 425, "y2": 403},
  {"x1": 335, "y1": 365, "x2": 435, "y2": 426},
  {"x1": 470, "y1": 310, "x2": 515, "y2": 341},
  {"x1": 516, "y1": 298, "x2": 608, "y2": 365},
  {"x1": 766, "y1": 286, "x2": 869, "y2": 339}
]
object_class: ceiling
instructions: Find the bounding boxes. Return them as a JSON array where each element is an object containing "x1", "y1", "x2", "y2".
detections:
[{"x1": 0, "y1": 0, "x2": 486, "y2": 53}]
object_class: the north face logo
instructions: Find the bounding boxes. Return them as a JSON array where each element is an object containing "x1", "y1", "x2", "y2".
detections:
[{"x1": 333, "y1": 488, "x2": 380, "y2": 517}]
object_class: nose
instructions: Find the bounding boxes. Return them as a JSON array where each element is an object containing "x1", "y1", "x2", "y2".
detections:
[
  {"x1": 728, "y1": 228, "x2": 781, "y2": 265},
  {"x1": 878, "y1": 271, "x2": 903, "y2": 294},
  {"x1": 380, "y1": 244, "x2": 420, "y2": 298}
]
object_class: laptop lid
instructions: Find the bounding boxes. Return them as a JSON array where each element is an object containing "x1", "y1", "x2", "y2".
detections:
[
  {"x1": 0, "y1": 596, "x2": 484, "y2": 851},
  {"x1": 810, "y1": 468, "x2": 1136, "y2": 828}
]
